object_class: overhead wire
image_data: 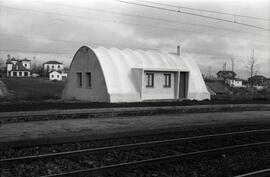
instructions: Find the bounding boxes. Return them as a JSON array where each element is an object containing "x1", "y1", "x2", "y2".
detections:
[
  {"x1": 114, "y1": 0, "x2": 270, "y2": 31},
  {"x1": 135, "y1": 0, "x2": 270, "y2": 22},
  {"x1": 28, "y1": 0, "x2": 270, "y2": 38},
  {"x1": 0, "y1": 5, "x2": 269, "y2": 44}
]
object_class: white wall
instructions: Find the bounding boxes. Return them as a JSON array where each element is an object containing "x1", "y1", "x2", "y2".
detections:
[
  {"x1": 44, "y1": 64, "x2": 64, "y2": 72},
  {"x1": 49, "y1": 72, "x2": 62, "y2": 80},
  {"x1": 10, "y1": 71, "x2": 30, "y2": 77},
  {"x1": 142, "y1": 71, "x2": 177, "y2": 100},
  {"x1": 22, "y1": 61, "x2": 31, "y2": 69}
]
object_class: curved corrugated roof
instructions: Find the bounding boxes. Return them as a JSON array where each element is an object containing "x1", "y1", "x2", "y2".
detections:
[{"x1": 89, "y1": 46, "x2": 207, "y2": 96}]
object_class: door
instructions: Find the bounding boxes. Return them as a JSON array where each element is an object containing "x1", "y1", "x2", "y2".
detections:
[{"x1": 179, "y1": 72, "x2": 188, "y2": 99}]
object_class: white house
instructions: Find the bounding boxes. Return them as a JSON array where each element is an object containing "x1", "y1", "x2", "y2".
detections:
[
  {"x1": 63, "y1": 46, "x2": 210, "y2": 102},
  {"x1": 225, "y1": 78, "x2": 244, "y2": 87},
  {"x1": 6, "y1": 58, "x2": 31, "y2": 77},
  {"x1": 49, "y1": 71, "x2": 68, "y2": 81},
  {"x1": 43, "y1": 61, "x2": 64, "y2": 72}
]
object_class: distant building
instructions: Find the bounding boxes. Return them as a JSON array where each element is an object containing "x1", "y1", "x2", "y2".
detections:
[
  {"x1": 43, "y1": 61, "x2": 64, "y2": 72},
  {"x1": 49, "y1": 71, "x2": 68, "y2": 81},
  {"x1": 248, "y1": 75, "x2": 268, "y2": 89},
  {"x1": 6, "y1": 58, "x2": 31, "y2": 77},
  {"x1": 225, "y1": 78, "x2": 245, "y2": 88},
  {"x1": 216, "y1": 70, "x2": 236, "y2": 80}
]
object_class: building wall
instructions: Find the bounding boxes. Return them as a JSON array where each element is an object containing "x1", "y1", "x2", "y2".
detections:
[
  {"x1": 49, "y1": 72, "x2": 62, "y2": 81},
  {"x1": 10, "y1": 71, "x2": 30, "y2": 77},
  {"x1": 22, "y1": 61, "x2": 31, "y2": 69},
  {"x1": 142, "y1": 71, "x2": 177, "y2": 100},
  {"x1": 62, "y1": 47, "x2": 109, "y2": 102},
  {"x1": 44, "y1": 64, "x2": 64, "y2": 72}
]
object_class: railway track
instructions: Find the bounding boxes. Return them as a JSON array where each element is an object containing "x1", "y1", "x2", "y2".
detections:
[{"x1": 1, "y1": 129, "x2": 270, "y2": 177}]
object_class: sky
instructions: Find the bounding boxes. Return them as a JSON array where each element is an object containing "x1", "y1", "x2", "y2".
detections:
[{"x1": 0, "y1": 0, "x2": 269, "y2": 79}]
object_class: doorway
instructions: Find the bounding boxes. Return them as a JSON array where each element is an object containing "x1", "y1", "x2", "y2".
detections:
[{"x1": 179, "y1": 72, "x2": 189, "y2": 99}]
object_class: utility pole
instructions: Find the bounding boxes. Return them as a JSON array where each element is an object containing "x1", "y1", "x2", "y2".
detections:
[
  {"x1": 222, "y1": 62, "x2": 227, "y2": 71},
  {"x1": 208, "y1": 65, "x2": 211, "y2": 78}
]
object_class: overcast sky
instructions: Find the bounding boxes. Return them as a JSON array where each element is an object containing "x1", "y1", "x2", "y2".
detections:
[{"x1": 0, "y1": 0, "x2": 269, "y2": 78}]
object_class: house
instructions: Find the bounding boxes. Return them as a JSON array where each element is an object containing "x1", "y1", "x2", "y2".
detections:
[
  {"x1": 43, "y1": 61, "x2": 63, "y2": 72},
  {"x1": 225, "y1": 78, "x2": 245, "y2": 87},
  {"x1": 216, "y1": 70, "x2": 236, "y2": 80},
  {"x1": 63, "y1": 46, "x2": 210, "y2": 102},
  {"x1": 6, "y1": 58, "x2": 31, "y2": 77},
  {"x1": 49, "y1": 71, "x2": 68, "y2": 81},
  {"x1": 248, "y1": 75, "x2": 268, "y2": 89}
]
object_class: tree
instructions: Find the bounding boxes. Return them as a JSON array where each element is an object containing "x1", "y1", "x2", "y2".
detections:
[
  {"x1": 231, "y1": 57, "x2": 234, "y2": 72},
  {"x1": 246, "y1": 49, "x2": 257, "y2": 78}
]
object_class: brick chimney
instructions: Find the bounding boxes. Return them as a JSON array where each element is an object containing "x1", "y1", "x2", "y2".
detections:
[{"x1": 177, "y1": 45, "x2": 180, "y2": 55}]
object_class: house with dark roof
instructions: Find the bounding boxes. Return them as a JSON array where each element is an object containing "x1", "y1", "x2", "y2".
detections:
[
  {"x1": 248, "y1": 75, "x2": 269, "y2": 89},
  {"x1": 6, "y1": 58, "x2": 31, "y2": 77},
  {"x1": 43, "y1": 61, "x2": 63, "y2": 72},
  {"x1": 216, "y1": 70, "x2": 236, "y2": 80}
]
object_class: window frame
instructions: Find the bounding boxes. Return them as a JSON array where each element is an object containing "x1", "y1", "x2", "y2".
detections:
[
  {"x1": 164, "y1": 73, "x2": 171, "y2": 88},
  {"x1": 85, "y1": 72, "x2": 92, "y2": 88},
  {"x1": 77, "y1": 72, "x2": 82, "y2": 87},
  {"x1": 146, "y1": 73, "x2": 154, "y2": 88}
]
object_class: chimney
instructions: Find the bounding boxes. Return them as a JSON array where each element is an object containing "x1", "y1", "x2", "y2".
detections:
[{"x1": 177, "y1": 45, "x2": 180, "y2": 55}]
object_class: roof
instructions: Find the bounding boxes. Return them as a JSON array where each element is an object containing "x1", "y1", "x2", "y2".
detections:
[
  {"x1": 11, "y1": 61, "x2": 30, "y2": 71},
  {"x1": 73, "y1": 46, "x2": 208, "y2": 97},
  {"x1": 216, "y1": 70, "x2": 236, "y2": 75},
  {"x1": 44, "y1": 61, "x2": 63, "y2": 64},
  {"x1": 21, "y1": 58, "x2": 31, "y2": 61},
  {"x1": 49, "y1": 70, "x2": 61, "y2": 74},
  {"x1": 6, "y1": 61, "x2": 13, "y2": 64}
]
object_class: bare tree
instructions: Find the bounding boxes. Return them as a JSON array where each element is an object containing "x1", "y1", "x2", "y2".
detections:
[
  {"x1": 246, "y1": 49, "x2": 257, "y2": 78},
  {"x1": 230, "y1": 57, "x2": 234, "y2": 72}
]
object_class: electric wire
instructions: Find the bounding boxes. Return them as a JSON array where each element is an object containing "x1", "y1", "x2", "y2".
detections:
[
  {"x1": 135, "y1": 0, "x2": 270, "y2": 22},
  {"x1": 115, "y1": 0, "x2": 270, "y2": 31}
]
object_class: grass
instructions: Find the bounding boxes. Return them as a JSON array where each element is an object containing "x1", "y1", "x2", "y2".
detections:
[{"x1": 0, "y1": 78, "x2": 65, "y2": 102}]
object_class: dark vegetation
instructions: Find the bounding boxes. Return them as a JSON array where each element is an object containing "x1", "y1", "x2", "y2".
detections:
[
  {"x1": 0, "y1": 78, "x2": 269, "y2": 112},
  {"x1": 0, "y1": 78, "x2": 64, "y2": 101}
]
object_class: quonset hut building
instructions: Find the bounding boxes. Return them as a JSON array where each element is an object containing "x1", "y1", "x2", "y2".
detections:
[{"x1": 63, "y1": 46, "x2": 210, "y2": 102}]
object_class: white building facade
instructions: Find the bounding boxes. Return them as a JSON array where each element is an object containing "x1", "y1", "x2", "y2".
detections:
[
  {"x1": 225, "y1": 78, "x2": 244, "y2": 87},
  {"x1": 6, "y1": 58, "x2": 31, "y2": 77},
  {"x1": 63, "y1": 46, "x2": 210, "y2": 102},
  {"x1": 43, "y1": 61, "x2": 64, "y2": 72},
  {"x1": 49, "y1": 71, "x2": 68, "y2": 81}
]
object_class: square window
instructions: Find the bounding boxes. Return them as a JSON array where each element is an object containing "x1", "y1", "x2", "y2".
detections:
[
  {"x1": 86, "y1": 72, "x2": 91, "y2": 87},
  {"x1": 77, "y1": 72, "x2": 82, "y2": 87},
  {"x1": 146, "y1": 73, "x2": 154, "y2": 87},
  {"x1": 164, "y1": 73, "x2": 171, "y2": 87},
  {"x1": 24, "y1": 72, "x2": 28, "y2": 76}
]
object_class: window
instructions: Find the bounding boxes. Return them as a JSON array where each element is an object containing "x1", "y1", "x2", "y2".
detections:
[
  {"x1": 52, "y1": 65, "x2": 54, "y2": 68},
  {"x1": 57, "y1": 75, "x2": 59, "y2": 78},
  {"x1": 47, "y1": 65, "x2": 49, "y2": 70},
  {"x1": 164, "y1": 74, "x2": 171, "y2": 87},
  {"x1": 58, "y1": 65, "x2": 60, "y2": 68},
  {"x1": 77, "y1": 72, "x2": 82, "y2": 87},
  {"x1": 86, "y1": 72, "x2": 91, "y2": 87},
  {"x1": 13, "y1": 72, "x2": 17, "y2": 76},
  {"x1": 24, "y1": 64, "x2": 27, "y2": 67},
  {"x1": 24, "y1": 72, "x2": 28, "y2": 76},
  {"x1": 19, "y1": 72, "x2": 22, "y2": 76},
  {"x1": 52, "y1": 75, "x2": 54, "y2": 78},
  {"x1": 146, "y1": 73, "x2": 154, "y2": 87}
]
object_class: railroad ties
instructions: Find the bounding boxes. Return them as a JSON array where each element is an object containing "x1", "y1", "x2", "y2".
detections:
[{"x1": 1, "y1": 129, "x2": 270, "y2": 176}]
